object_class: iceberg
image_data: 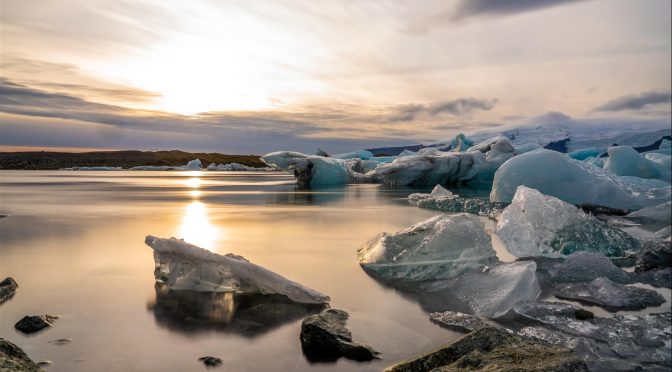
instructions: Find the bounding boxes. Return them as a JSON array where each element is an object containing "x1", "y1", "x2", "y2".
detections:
[
  {"x1": 206, "y1": 162, "x2": 272, "y2": 171},
  {"x1": 64, "y1": 166, "x2": 122, "y2": 171},
  {"x1": 567, "y1": 147, "x2": 601, "y2": 161},
  {"x1": 552, "y1": 276, "x2": 665, "y2": 310},
  {"x1": 582, "y1": 156, "x2": 604, "y2": 168},
  {"x1": 625, "y1": 201, "x2": 672, "y2": 225},
  {"x1": 262, "y1": 152, "x2": 370, "y2": 187},
  {"x1": 357, "y1": 214, "x2": 498, "y2": 281},
  {"x1": 332, "y1": 150, "x2": 374, "y2": 160},
  {"x1": 130, "y1": 159, "x2": 203, "y2": 171},
  {"x1": 604, "y1": 145, "x2": 670, "y2": 181},
  {"x1": 422, "y1": 261, "x2": 541, "y2": 318},
  {"x1": 450, "y1": 133, "x2": 474, "y2": 152},
  {"x1": 513, "y1": 143, "x2": 542, "y2": 154},
  {"x1": 490, "y1": 149, "x2": 671, "y2": 210},
  {"x1": 548, "y1": 251, "x2": 633, "y2": 284},
  {"x1": 408, "y1": 191, "x2": 507, "y2": 220},
  {"x1": 645, "y1": 152, "x2": 672, "y2": 170},
  {"x1": 144, "y1": 236, "x2": 329, "y2": 304},
  {"x1": 496, "y1": 186, "x2": 640, "y2": 257}
]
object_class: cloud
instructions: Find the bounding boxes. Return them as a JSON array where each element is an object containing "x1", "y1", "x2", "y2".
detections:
[
  {"x1": 452, "y1": 0, "x2": 586, "y2": 21},
  {"x1": 390, "y1": 98, "x2": 497, "y2": 122},
  {"x1": 594, "y1": 90, "x2": 672, "y2": 112}
]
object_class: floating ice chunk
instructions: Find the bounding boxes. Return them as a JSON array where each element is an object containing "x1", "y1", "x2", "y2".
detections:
[
  {"x1": 144, "y1": 236, "x2": 330, "y2": 304},
  {"x1": 423, "y1": 261, "x2": 541, "y2": 318},
  {"x1": 357, "y1": 214, "x2": 498, "y2": 281},
  {"x1": 332, "y1": 150, "x2": 374, "y2": 160},
  {"x1": 260, "y1": 151, "x2": 310, "y2": 170},
  {"x1": 408, "y1": 192, "x2": 506, "y2": 219},
  {"x1": 398, "y1": 150, "x2": 417, "y2": 157},
  {"x1": 206, "y1": 162, "x2": 272, "y2": 171},
  {"x1": 429, "y1": 185, "x2": 456, "y2": 198},
  {"x1": 513, "y1": 143, "x2": 542, "y2": 154},
  {"x1": 490, "y1": 149, "x2": 671, "y2": 210},
  {"x1": 604, "y1": 146, "x2": 669, "y2": 181},
  {"x1": 130, "y1": 159, "x2": 202, "y2": 171},
  {"x1": 548, "y1": 251, "x2": 633, "y2": 284},
  {"x1": 568, "y1": 148, "x2": 601, "y2": 161},
  {"x1": 552, "y1": 277, "x2": 665, "y2": 310},
  {"x1": 582, "y1": 156, "x2": 604, "y2": 168},
  {"x1": 626, "y1": 201, "x2": 672, "y2": 225},
  {"x1": 450, "y1": 133, "x2": 474, "y2": 152},
  {"x1": 496, "y1": 187, "x2": 640, "y2": 257}
]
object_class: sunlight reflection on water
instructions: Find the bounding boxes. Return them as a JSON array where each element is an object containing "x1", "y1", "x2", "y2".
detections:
[{"x1": 177, "y1": 173, "x2": 220, "y2": 250}]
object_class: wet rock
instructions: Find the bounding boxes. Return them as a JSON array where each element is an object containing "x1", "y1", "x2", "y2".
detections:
[
  {"x1": 549, "y1": 252, "x2": 632, "y2": 284},
  {"x1": 384, "y1": 326, "x2": 587, "y2": 372},
  {"x1": 636, "y1": 240, "x2": 672, "y2": 273},
  {"x1": 429, "y1": 311, "x2": 487, "y2": 333},
  {"x1": 634, "y1": 267, "x2": 672, "y2": 289},
  {"x1": 0, "y1": 338, "x2": 42, "y2": 372},
  {"x1": 517, "y1": 326, "x2": 574, "y2": 345},
  {"x1": 300, "y1": 309, "x2": 379, "y2": 362},
  {"x1": 198, "y1": 356, "x2": 222, "y2": 367},
  {"x1": 553, "y1": 276, "x2": 666, "y2": 310},
  {"x1": 14, "y1": 315, "x2": 58, "y2": 334},
  {"x1": 0, "y1": 277, "x2": 18, "y2": 305}
]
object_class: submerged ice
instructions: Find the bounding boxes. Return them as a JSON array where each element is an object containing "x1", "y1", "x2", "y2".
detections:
[{"x1": 144, "y1": 236, "x2": 329, "y2": 304}]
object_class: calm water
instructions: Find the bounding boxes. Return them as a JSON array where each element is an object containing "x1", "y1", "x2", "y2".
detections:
[{"x1": 0, "y1": 170, "x2": 468, "y2": 372}]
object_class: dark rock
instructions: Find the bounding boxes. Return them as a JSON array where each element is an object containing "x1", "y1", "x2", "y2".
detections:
[
  {"x1": 574, "y1": 309, "x2": 594, "y2": 320},
  {"x1": 0, "y1": 277, "x2": 18, "y2": 305},
  {"x1": 14, "y1": 315, "x2": 58, "y2": 334},
  {"x1": 577, "y1": 204, "x2": 631, "y2": 216},
  {"x1": 553, "y1": 277, "x2": 666, "y2": 310},
  {"x1": 0, "y1": 338, "x2": 42, "y2": 372},
  {"x1": 636, "y1": 240, "x2": 672, "y2": 273},
  {"x1": 384, "y1": 326, "x2": 587, "y2": 372},
  {"x1": 429, "y1": 311, "x2": 487, "y2": 333},
  {"x1": 300, "y1": 309, "x2": 379, "y2": 362},
  {"x1": 198, "y1": 356, "x2": 222, "y2": 367},
  {"x1": 635, "y1": 267, "x2": 672, "y2": 289}
]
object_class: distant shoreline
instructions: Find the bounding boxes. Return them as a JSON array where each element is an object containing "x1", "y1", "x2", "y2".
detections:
[{"x1": 0, "y1": 150, "x2": 266, "y2": 170}]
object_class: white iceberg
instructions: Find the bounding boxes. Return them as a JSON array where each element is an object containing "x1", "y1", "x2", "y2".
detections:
[
  {"x1": 645, "y1": 152, "x2": 672, "y2": 170},
  {"x1": 423, "y1": 261, "x2": 541, "y2": 318},
  {"x1": 206, "y1": 162, "x2": 272, "y2": 171},
  {"x1": 513, "y1": 143, "x2": 542, "y2": 154},
  {"x1": 490, "y1": 149, "x2": 671, "y2": 210},
  {"x1": 144, "y1": 236, "x2": 330, "y2": 304},
  {"x1": 130, "y1": 159, "x2": 203, "y2": 171},
  {"x1": 332, "y1": 150, "x2": 374, "y2": 160},
  {"x1": 261, "y1": 152, "x2": 370, "y2": 187},
  {"x1": 496, "y1": 186, "x2": 640, "y2": 257},
  {"x1": 604, "y1": 145, "x2": 670, "y2": 181},
  {"x1": 357, "y1": 214, "x2": 498, "y2": 281}
]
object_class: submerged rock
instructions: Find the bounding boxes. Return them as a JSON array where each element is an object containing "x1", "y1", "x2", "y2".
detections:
[
  {"x1": 490, "y1": 149, "x2": 671, "y2": 210},
  {"x1": 0, "y1": 277, "x2": 18, "y2": 305},
  {"x1": 422, "y1": 261, "x2": 541, "y2": 318},
  {"x1": 144, "y1": 236, "x2": 329, "y2": 305},
  {"x1": 553, "y1": 277, "x2": 665, "y2": 310},
  {"x1": 429, "y1": 311, "x2": 487, "y2": 333},
  {"x1": 198, "y1": 356, "x2": 222, "y2": 367},
  {"x1": 357, "y1": 214, "x2": 498, "y2": 281},
  {"x1": 14, "y1": 315, "x2": 58, "y2": 334},
  {"x1": 496, "y1": 186, "x2": 640, "y2": 258},
  {"x1": 300, "y1": 309, "x2": 379, "y2": 362},
  {"x1": 0, "y1": 338, "x2": 42, "y2": 372},
  {"x1": 384, "y1": 326, "x2": 587, "y2": 372}
]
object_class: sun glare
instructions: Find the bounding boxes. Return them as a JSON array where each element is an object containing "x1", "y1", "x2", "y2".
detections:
[{"x1": 178, "y1": 201, "x2": 219, "y2": 251}]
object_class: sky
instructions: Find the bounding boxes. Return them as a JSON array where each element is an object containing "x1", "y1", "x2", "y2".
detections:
[{"x1": 0, "y1": 0, "x2": 670, "y2": 154}]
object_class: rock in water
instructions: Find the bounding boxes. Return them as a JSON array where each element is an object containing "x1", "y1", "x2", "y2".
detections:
[
  {"x1": 553, "y1": 277, "x2": 665, "y2": 310},
  {"x1": 300, "y1": 309, "x2": 379, "y2": 362},
  {"x1": 14, "y1": 315, "x2": 58, "y2": 334},
  {"x1": 0, "y1": 338, "x2": 42, "y2": 372},
  {"x1": 0, "y1": 277, "x2": 18, "y2": 305},
  {"x1": 198, "y1": 356, "x2": 222, "y2": 367},
  {"x1": 429, "y1": 311, "x2": 487, "y2": 333},
  {"x1": 384, "y1": 326, "x2": 587, "y2": 372},
  {"x1": 422, "y1": 261, "x2": 541, "y2": 318},
  {"x1": 496, "y1": 186, "x2": 640, "y2": 257},
  {"x1": 357, "y1": 214, "x2": 498, "y2": 281},
  {"x1": 490, "y1": 149, "x2": 671, "y2": 210},
  {"x1": 144, "y1": 236, "x2": 329, "y2": 305},
  {"x1": 548, "y1": 252, "x2": 633, "y2": 284}
]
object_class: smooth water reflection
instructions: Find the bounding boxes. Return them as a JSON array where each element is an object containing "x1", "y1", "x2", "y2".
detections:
[{"x1": 0, "y1": 170, "x2": 455, "y2": 372}]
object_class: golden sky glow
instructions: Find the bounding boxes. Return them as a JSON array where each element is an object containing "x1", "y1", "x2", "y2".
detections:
[{"x1": 0, "y1": 0, "x2": 670, "y2": 153}]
